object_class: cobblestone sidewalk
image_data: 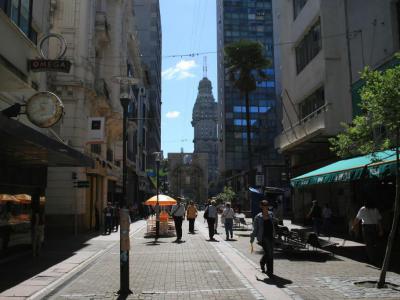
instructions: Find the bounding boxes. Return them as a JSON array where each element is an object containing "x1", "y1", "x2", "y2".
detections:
[{"x1": 45, "y1": 221, "x2": 258, "y2": 300}]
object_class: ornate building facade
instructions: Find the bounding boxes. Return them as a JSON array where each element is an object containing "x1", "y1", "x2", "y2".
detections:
[
  {"x1": 167, "y1": 153, "x2": 208, "y2": 204},
  {"x1": 192, "y1": 77, "x2": 218, "y2": 195}
]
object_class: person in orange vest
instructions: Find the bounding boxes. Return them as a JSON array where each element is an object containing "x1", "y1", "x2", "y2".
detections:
[{"x1": 186, "y1": 201, "x2": 198, "y2": 234}]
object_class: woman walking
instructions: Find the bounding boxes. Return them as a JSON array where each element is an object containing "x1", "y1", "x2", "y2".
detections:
[
  {"x1": 222, "y1": 202, "x2": 235, "y2": 240},
  {"x1": 186, "y1": 201, "x2": 198, "y2": 234}
]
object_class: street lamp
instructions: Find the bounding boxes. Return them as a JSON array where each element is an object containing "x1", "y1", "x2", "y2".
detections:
[
  {"x1": 118, "y1": 86, "x2": 132, "y2": 295},
  {"x1": 153, "y1": 151, "x2": 163, "y2": 241}
]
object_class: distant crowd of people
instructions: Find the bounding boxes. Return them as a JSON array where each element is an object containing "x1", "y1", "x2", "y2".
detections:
[{"x1": 103, "y1": 195, "x2": 387, "y2": 275}]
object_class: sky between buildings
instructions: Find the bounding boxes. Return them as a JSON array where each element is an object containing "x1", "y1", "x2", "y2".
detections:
[{"x1": 160, "y1": 0, "x2": 217, "y2": 155}]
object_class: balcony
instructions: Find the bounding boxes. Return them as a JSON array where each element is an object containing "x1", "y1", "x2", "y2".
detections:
[
  {"x1": 95, "y1": 11, "x2": 110, "y2": 46},
  {"x1": 275, "y1": 103, "x2": 330, "y2": 152}
]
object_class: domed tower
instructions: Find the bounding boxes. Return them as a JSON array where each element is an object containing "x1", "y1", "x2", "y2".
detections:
[{"x1": 192, "y1": 76, "x2": 218, "y2": 185}]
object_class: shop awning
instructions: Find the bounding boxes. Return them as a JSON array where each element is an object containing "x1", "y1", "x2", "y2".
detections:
[
  {"x1": 291, "y1": 150, "x2": 397, "y2": 188},
  {"x1": 0, "y1": 113, "x2": 93, "y2": 167}
]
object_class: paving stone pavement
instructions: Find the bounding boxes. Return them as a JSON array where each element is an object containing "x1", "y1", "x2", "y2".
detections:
[
  {"x1": 3, "y1": 216, "x2": 400, "y2": 300},
  {"x1": 217, "y1": 218, "x2": 400, "y2": 300},
  {"x1": 45, "y1": 221, "x2": 258, "y2": 300}
]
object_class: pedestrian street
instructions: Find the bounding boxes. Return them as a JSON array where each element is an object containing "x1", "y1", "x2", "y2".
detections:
[{"x1": 2, "y1": 216, "x2": 400, "y2": 300}]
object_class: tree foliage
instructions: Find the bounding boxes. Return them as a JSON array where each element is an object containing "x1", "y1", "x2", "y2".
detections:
[
  {"x1": 224, "y1": 40, "x2": 271, "y2": 188},
  {"x1": 330, "y1": 56, "x2": 400, "y2": 157},
  {"x1": 215, "y1": 186, "x2": 236, "y2": 205},
  {"x1": 224, "y1": 40, "x2": 271, "y2": 93},
  {"x1": 330, "y1": 54, "x2": 400, "y2": 288}
]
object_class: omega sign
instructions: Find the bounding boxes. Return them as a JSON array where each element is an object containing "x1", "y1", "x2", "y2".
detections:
[{"x1": 28, "y1": 33, "x2": 71, "y2": 73}]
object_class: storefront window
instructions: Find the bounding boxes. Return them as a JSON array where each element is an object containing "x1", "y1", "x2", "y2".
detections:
[{"x1": 0, "y1": 194, "x2": 43, "y2": 254}]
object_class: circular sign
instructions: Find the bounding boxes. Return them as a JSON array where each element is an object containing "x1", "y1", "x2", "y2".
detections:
[
  {"x1": 38, "y1": 33, "x2": 67, "y2": 60},
  {"x1": 26, "y1": 92, "x2": 64, "y2": 128}
]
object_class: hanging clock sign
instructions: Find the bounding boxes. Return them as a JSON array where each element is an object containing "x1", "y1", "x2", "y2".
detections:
[
  {"x1": 28, "y1": 33, "x2": 71, "y2": 73},
  {"x1": 26, "y1": 92, "x2": 64, "y2": 128}
]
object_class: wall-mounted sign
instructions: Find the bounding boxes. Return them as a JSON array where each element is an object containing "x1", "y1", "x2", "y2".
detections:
[
  {"x1": 28, "y1": 33, "x2": 71, "y2": 73},
  {"x1": 87, "y1": 117, "x2": 105, "y2": 143},
  {"x1": 26, "y1": 92, "x2": 64, "y2": 128},
  {"x1": 29, "y1": 59, "x2": 71, "y2": 73}
]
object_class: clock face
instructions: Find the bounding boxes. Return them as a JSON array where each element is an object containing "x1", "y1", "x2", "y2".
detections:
[{"x1": 26, "y1": 92, "x2": 64, "y2": 128}]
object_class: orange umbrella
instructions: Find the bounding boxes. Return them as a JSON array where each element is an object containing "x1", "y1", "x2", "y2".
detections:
[
  {"x1": 144, "y1": 194, "x2": 177, "y2": 206},
  {"x1": 0, "y1": 194, "x2": 18, "y2": 202}
]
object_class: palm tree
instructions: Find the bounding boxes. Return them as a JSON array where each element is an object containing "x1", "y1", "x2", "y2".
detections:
[{"x1": 224, "y1": 40, "x2": 271, "y2": 187}]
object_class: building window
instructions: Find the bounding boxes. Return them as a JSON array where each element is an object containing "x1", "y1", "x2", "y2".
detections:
[
  {"x1": 141, "y1": 153, "x2": 146, "y2": 171},
  {"x1": 293, "y1": 0, "x2": 308, "y2": 20},
  {"x1": 233, "y1": 119, "x2": 257, "y2": 126},
  {"x1": 299, "y1": 86, "x2": 325, "y2": 120},
  {"x1": 106, "y1": 148, "x2": 113, "y2": 162},
  {"x1": 397, "y1": 1, "x2": 400, "y2": 48},
  {"x1": 90, "y1": 144, "x2": 102, "y2": 155},
  {"x1": 142, "y1": 128, "x2": 146, "y2": 147},
  {"x1": 0, "y1": 0, "x2": 37, "y2": 43},
  {"x1": 295, "y1": 19, "x2": 321, "y2": 73}
]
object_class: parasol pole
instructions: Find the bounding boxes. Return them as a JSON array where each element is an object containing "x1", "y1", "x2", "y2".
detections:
[{"x1": 154, "y1": 151, "x2": 163, "y2": 241}]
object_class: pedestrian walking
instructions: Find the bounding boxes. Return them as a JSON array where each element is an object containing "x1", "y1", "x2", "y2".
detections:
[
  {"x1": 203, "y1": 199, "x2": 211, "y2": 223},
  {"x1": 103, "y1": 202, "x2": 113, "y2": 235},
  {"x1": 205, "y1": 200, "x2": 217, "y2": 241},
  {"x1": 352, "y1": 198, "x2": 383, "y2": 264},
  {"x1": 113, "y1": 204, "x2": 120, "y2": 232},
  {"x1": 171, "y1": 197, "x2": 185, "y2": 242},
  {"x1": 250, "y1": 200, "x2": 275, "y2": 277},
  {"x1": 307, "y1": 200, "x2": 322, "y2": 235},
  {"x1": 214, "y1": 207, "x2": 219, "y2": 234},
  {"x1": 222, "y1": 202, "x2": 235, "y2": 240},
  {"x1": 322, "y1": 203, "x2": 332, "y2": 236},
  {"x1": 154, "y1": 201, "x2": 161, "y2": 241},
  {"x1": 186, "y1": 201, "x2": 197, "y2": 234},
  {"x1": 32, "y1": 210, "x2": 44, "y2": 257}
]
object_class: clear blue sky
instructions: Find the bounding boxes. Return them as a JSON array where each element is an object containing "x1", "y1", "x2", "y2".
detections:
[{"x1": 160, "y1": 0, "x2": 217, "y2": 155}]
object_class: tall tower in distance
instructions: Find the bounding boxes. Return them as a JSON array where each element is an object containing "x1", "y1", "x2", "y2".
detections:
[{"x1": 192, "y1": 58, "x2": 218, "y2": 194}]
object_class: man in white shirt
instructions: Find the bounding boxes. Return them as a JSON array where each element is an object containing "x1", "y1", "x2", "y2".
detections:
[
  {"x1": 171, "y1": 197, "x2": 185, "y2": 242},
  {"x1": 352, "y1": 199, "x2": 384, "y2": 264}
]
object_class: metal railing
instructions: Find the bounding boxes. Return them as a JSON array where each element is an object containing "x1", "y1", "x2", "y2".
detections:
[{"x1": 281, "y1": 102, "x2": 331, "y2": 134}]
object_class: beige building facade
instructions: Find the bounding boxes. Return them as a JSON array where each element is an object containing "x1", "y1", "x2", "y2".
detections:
[{"x1": 46, "y1": 0, "x2": 145, "y2": 232}]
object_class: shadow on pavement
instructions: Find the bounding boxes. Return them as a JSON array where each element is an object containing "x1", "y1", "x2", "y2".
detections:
[
  {"x1": 234, "y1": 232, "x2": 251, "y2": 237},
  {"x1": 256, "y1": 274, "x2": 292, "y2": 288},
  {"x1": 272, "y1": 250, "x2": 342, "y2": 262},
  {"x1": 0, "y1": 231, "x2": 103, "y2": 293},
  {"x1": 330, "y1": 245, "x2": 400, "y2": 274}
]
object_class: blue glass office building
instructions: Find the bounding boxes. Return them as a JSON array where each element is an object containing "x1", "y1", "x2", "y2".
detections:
[{"x1": 217, "y1": 0, "x2": 282, "y2": 185}]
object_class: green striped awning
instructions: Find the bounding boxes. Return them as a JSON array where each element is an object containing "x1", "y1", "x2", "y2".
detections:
[{"x1": 291, "y1": 150, "x2": 398, "y2": 188}]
